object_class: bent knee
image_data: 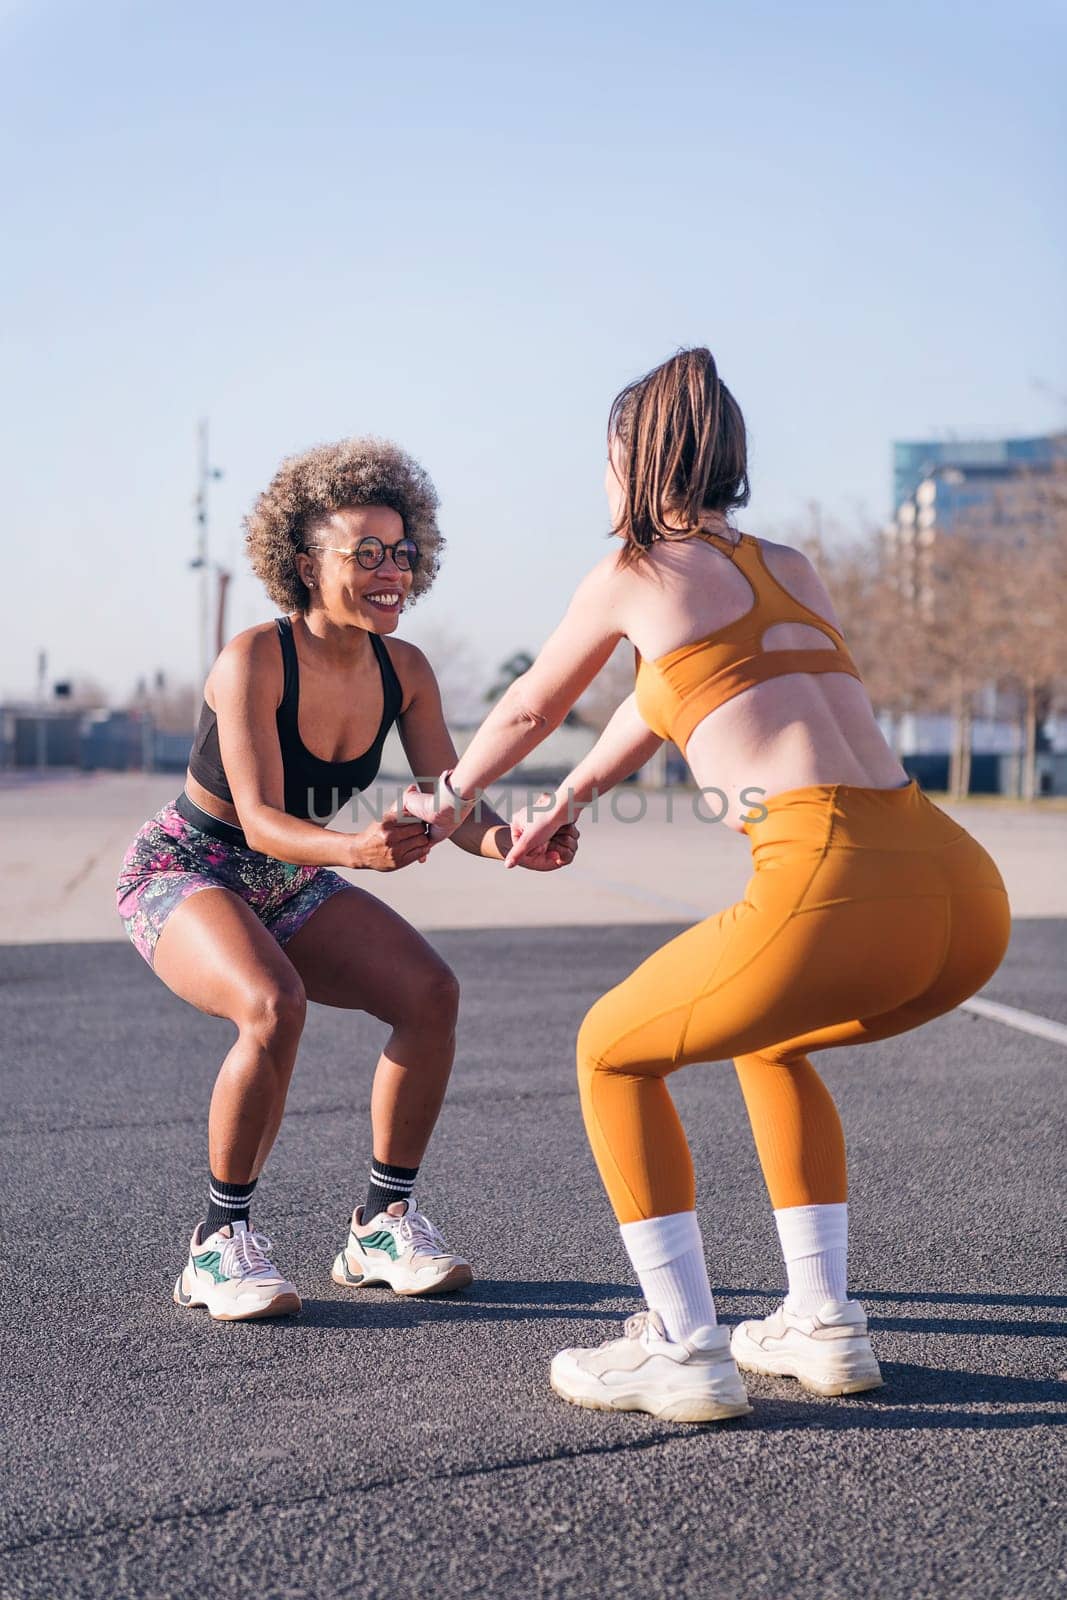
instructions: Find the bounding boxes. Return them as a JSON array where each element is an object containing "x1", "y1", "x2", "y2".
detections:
[
  {"x1": 577, "y1": 999, "x2": 623, "y2": 1080},
  {"x1": 238, "y1": 978, "x2": 307, "y2": 1042},
  {"x1": 577, "y1": 995, "x2": 674, "y2": 1083},
  {"x1": 416, "y1": 961, "x2": 461, "y2": 1026}
]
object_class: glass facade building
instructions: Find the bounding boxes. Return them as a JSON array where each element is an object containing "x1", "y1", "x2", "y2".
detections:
[
  {"x1": 892, "y1": 435, "x2": 1058, "y2": 515},
  {"x1": 880, "y1": 432, "x2": 1067, "y2": 791},
  {"x1": 884, "y1": 432, "x2": 1064, "y2": 618}
]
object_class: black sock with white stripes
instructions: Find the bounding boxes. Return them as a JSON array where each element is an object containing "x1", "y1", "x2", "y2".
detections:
[
  {"x1": 203, "y1": 1173, "x2": 258, "y2": 1238},
  {"x1": 364, "y1": 1160, "x2": 418, "y2": 1222}
]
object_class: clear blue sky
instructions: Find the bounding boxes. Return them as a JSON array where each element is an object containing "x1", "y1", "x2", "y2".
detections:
[{"x1": 2, "y1": 0, "x2": 1063, "y2": 702}]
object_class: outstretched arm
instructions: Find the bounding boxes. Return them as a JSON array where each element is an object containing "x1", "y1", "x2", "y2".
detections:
[
  {"x1": 395, "y1": 641, "x2": 511, "y2": 859},
  {"x1": 395, "y1": 639, "x2": 579, "y2": 868},
  {"x1": 403, "y1": 556, "x2": 625, "y2": 833},
  {"x1": 506, "y1": 693, "x2": 661, "y2": 866}
]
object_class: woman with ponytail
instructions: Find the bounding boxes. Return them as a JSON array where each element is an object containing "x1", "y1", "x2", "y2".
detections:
[{"x1": 404, "y1": 349, "x2": 1010, "y2": 1423}]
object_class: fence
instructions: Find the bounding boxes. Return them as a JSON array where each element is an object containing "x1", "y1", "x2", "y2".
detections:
[
  {"x1": 3, "y1": 706, "x2": 1064, "y2": 796},
  {"x1": 0, "y1": 708, "x2": 192, "y2": 774}
]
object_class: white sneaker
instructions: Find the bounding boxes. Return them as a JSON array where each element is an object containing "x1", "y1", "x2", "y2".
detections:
[
  {"x1": 551, "y1": 1310, "x2": 752, "y2": 1424},
  {"x1": 730, "y1": 1299, "x2": 883, "y2": 1396},
  {"x1": 173, "y1": 1220, "x2": 301, "y2": 1322},
  {"x1": 331, "y1": 1198, "x2": 473, "y2": 1296}
]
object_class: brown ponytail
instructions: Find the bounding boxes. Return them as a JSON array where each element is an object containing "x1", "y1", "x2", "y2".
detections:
[{"x1": 608, "y1": 347, "x2": 749, "y2": 564}]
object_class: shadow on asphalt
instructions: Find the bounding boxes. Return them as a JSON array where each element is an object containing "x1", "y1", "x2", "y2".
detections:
[
  {"x1": 279, "y1": 1278, "x2": 1067, "y2": 1422},
  {"x1": 742, "y1": 1398, "x2": 1065, "y2": 1433},
  {"x1": 716, "y1": 1286, "x2": 1067, "y2": 1308},
  {"x1": 286, "y1": 1279, "x2": 1067, "y2": 1343},
  {"x1": 293, "y1": 1279, "x2": 635, "y2": 1329},
  {"x1": 715, "y1": 1285, "x2": 1067, "y2": 1337},
  {"x1": 707, "y1": 1363, "x2": 1065, "y2": 1431},
  {"x1": 863, "y1": 1364, "x2": 1064, "y2": 1405},
  {"x1": 869, "y1": 1316, "x2": 1063, "y2": 1336}
]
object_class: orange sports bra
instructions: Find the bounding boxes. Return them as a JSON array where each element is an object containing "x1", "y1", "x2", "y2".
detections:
[{"x1": 633, "y1": 529, "x2": 863, "y2": 751}]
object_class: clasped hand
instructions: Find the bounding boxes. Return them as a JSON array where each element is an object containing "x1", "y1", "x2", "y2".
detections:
[
  {"x1": 400, "y1": 784, "x2": 580, "y2": 872},
  {"x1": 505, "y1": 795, "x2": 579, "y2": 870}
]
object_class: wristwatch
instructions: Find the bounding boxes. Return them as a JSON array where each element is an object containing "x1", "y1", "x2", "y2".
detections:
[
  {"x1": 438, "y1": 768, "x2": 477, "y2": 818},
  {"x1": 442, "y1": 768, "x2": 475, "y2": 801}
]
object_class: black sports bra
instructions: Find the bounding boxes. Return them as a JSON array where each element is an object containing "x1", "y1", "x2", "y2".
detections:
[{"x1": 185, "y1": 616, "x2": 404, "y2": 827}]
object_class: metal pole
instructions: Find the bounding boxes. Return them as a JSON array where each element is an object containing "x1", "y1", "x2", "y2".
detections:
[
  {"x1": 191, "y1": 421, "x2": 224, "y2": 686},
  {"x1": 215, "y1": 567, "x2": 232, "y2": 659},
  {"x1": 36, "y1": 649, "x2": 47, "y2": 771},
  {"x1": 197, "y1": 421, "x2": 209, "y2": 686}
]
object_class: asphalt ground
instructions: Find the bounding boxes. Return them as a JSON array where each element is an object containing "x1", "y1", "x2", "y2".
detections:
[{"x1": 1, "y1": 920, "x2": 1064, "y2": 1600}]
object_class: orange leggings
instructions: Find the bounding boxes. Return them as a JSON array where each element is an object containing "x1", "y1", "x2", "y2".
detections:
[{"x1": 577, "y1": 779, "x2": 1011, "y2": 1223}]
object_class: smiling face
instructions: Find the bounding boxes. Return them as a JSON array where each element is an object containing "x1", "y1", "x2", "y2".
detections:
[{"x1": 298, "y1": 504, "x2": 414, "y2": 631}]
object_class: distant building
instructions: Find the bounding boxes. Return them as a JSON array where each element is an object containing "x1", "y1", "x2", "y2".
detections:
[
  {"x1": 879, "y1": 432, "x2": 1067, "y2": 795},
  {"x1": 884, "y1": 433, "x2": 1064, "y2": 615},
  {"x1": 891, "y1": 434, "x2": 1059, "y2": 517}
]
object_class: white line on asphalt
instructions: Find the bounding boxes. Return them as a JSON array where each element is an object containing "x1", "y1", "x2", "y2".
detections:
[{"x1": 959, "y1": 996, "x2": 1067, "y2": 1049}]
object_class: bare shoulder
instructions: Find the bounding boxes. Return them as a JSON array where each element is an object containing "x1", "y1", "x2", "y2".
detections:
[
  {"x1": 382, "y1": 633, "x2": 435, "y2": 684},
  {"x1": 749, "y1": 532, "x2": 809, "y2": 570},
  {"x1": 206, "y1": 620, "x2": 284, "y2": 706},
  {"x1": 749, "y1": 535, "x2": 843, "y2": 626},
  {"x1": 381, "y1": 634, "x2": 430, "y2": 673},
  {"x1": 569, "y1": 545, "x2": 633, "y2": 608},
  {"x1": 379, "y1": 634, "x2": 437, "y2": 711}
]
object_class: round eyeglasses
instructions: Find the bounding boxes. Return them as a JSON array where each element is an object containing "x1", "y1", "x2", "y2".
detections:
[{"x1": 305, "y1": 537, "x2": 421, "y2": 572}]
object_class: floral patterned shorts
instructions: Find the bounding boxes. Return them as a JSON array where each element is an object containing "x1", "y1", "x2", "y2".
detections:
[{"x1": 116, "y1": 800, "x2": 350, "y2": 968}]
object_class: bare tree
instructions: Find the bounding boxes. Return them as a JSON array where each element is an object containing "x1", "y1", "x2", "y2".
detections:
[
  {"x1": 486, "y1": 649, "x2": 584, "y2": 726},
  {"x1": 402, "y1": 621, "x2": 488, "y2": 726},
  {"x1": 150, "y1": 682, "x2": 200, "y2": 735},
  {"x1": 802, "y1": 455, "x2": 1067, "y2": 801},
  {"x1": 575, "y1": 639, "x2": 636, "y2": 733},
  {"x1": 925, "y1": 530, "x2": 1006, "y2": 797},
  {"x1": 125, "y1": 674, "x2": 200, "y2": 733},
  {"x1": 486, "y1": 651, "x2": 535, "y2": 703},
  {"x1": 978, "y1": 462, "x2": 1067, "y2": 798},
  {"x1": 799, "y1": 514, "x2": 994, "y2": 797},
  {"x1": 794, "y1": 517, "x2": 946, "y2": 775}
]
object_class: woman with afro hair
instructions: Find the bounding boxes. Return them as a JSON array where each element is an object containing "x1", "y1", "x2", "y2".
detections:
[{"x1": 116, "y1": 437, "x2": 579, "y2": 1321}]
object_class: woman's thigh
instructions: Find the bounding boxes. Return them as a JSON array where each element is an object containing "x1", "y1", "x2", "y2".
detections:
[
  {"x1": 280, "y1": 886, "x2": 458, "y2": 1024},
  {"x1": 759, "y1": 878, "x2": 1011, "y2": 1061},
  {"x1": 152, "y1": 885, "x2": 307, "y2": 1022},
  {"x1": 581, "y1": 873, "x2": 953, "y2": 1076}
]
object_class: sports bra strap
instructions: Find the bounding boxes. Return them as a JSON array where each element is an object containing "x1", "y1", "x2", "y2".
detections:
[
  {"x1": 694, "y1": 526, "x2": 742, "y2": 557},
  {"x1": 275, "y1": 616, "x2": 298, "y2": 704}
]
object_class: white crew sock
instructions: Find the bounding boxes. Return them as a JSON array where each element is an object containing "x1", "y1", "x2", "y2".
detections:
[
  {"x1": 618, "y1": 1210, "x2": 717, "y2": 1342},
  {"x1": 773, "y1": 1202, "x2": 849, "y2": 1314}
]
